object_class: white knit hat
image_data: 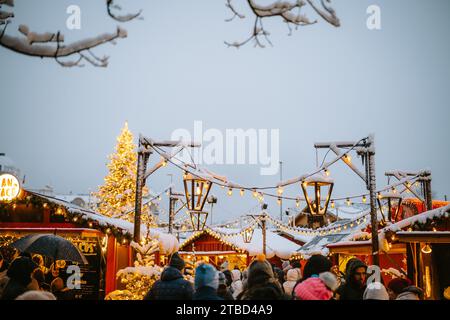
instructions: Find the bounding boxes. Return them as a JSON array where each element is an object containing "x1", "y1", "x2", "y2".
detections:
[
  {"x1": 363, "y1": 282, "x2": 389, "y2": 300},
  {"x1": 16, "y1": 290, "x2": 57, "y2": 300}
]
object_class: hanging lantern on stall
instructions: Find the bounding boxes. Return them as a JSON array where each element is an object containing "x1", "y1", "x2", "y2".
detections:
[
  {"x1": 242, "y1": 227, "x2": 254, "y2": 243},
  {"x1": 183, "y1": 173, "x2": 212, "y2": 211},
  {"x1": 300, "y1": 172, "x2": 334, "y2": 216},
  {"x1": 376, "y1": 190, "x2": 403, "y2": 222},
  {"x1": 183, "y1": 173, "x2": 212, "y2": 231}
]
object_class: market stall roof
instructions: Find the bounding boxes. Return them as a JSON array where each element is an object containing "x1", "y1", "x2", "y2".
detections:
[
  {"x1": 26, "y1": 190, "x2": 179, "y2": 254},
  {"x1": 180, "y1": 227, "x2": 301, "y2": 260},
  {"x1": 292, "y1": 216, "x2": 372, "y2": 257},
  {"x1": 327, "y1": 203, "x2": 450, "y2": 254},
  {"x1": 381, "y1": 203, "x2": 450, "y2": 234}
]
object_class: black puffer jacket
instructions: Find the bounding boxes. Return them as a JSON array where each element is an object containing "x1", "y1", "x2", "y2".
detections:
[
  {"x1": 336, "y1": 258, "x2": 367, "y2": 300},
  {"x1": 144, "y1": 267, "x2": 194, "y2": 300}
]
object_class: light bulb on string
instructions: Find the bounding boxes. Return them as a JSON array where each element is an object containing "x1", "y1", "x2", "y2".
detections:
[
  {"x1": 277, "y1": 186, "x2": 284, "y2": 196},
  {"x1": 277, "y1": 197, "x2": 282, "y2": 206},
  {"x1": 362, "y1": 195, "x2": 367, "y2": 203},
  {"x1": 331, "y1": 200, "x2": 335, "y2": 209},
  {"x1": 240, "y1": 189, "x2": 244, "y2": 196},
  {"x1": 346, "y1": 198, "x2": 351, "y2": 206},
  {"x1": 324, "y1": 168, "x2": 330, "y2": 177},
  {"x1": 227, "y1": 188, "x2": 233, "y2": 196},
  {"x1": 296, "y1": 198, "x2": 300, "y2": 208}
]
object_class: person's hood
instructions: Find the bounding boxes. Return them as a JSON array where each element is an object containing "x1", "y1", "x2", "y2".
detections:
[
  {"x1": 345, "y1": 259, "x2": 367, "y2": 284},
  {"x1": 396, "y1": 290, "x2": 420, "y2": 300},
  {"x1": 286, "y1": 268, "x2": 301, "y2": 282},
  {"x1": 161, "y1": 266, "x2": 184, "y2": 282},
  {"x1": 247, "y1": 256, "x2": 276, "y2": 287},
  {"x1": 6, "y1": 257, "x2": 37, "y2": 286},
  {"x1": 231, "y1": 270, "x2": 241, "y2": 282},
  {"x1": 396, "y1": 286, "x2": 422, "y2": 300}
]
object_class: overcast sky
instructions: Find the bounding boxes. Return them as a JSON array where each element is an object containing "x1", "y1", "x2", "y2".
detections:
[{"x1": 1, "y1": 0, "x2": 449, "y2": 223}]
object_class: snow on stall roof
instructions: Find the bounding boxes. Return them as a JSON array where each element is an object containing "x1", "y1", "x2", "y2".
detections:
[
  {"x1": 381, "y1": 204, "x2": 450, "y2": 233},
  {"x1": 28, "y1": 191, "x2": 179, "y2": 254},
  {"x1": 297, "y1": 234, "x2": 350, "y2": 257},
  {"x1": 294, "y1": 216, "x2": 371, "y2": 257},
  {"x1": 184, "y1": 227, "x2": 301, "y2": 259}
]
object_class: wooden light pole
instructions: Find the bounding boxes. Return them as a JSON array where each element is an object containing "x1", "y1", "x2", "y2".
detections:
[
  {"x1": 314, "y1": 135, "x2": 380, "y2": 266},
  {"x1": 133, "y1": 135, "x2": 200, "y2": 243}
]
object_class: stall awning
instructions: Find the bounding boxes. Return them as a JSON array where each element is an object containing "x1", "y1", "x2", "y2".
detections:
[{"x1": 396, "y1": 231, "x2": 450, "y2": 243}]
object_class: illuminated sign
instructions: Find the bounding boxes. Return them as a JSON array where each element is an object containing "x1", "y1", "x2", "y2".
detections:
[{"x1": 0, "y1": 173, "x2": 20, "y2": 201}]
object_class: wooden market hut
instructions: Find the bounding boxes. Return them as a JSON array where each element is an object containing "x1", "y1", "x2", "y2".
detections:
[
  {"x1": 0, "y1": 188, "x2": 176, "y2": 298},
  {"x1": 327, "y1": 201, "x2": 450, "y2": 299},
  {"x1": 178, "y1": 227, "x2": 301, "y2": 270}
]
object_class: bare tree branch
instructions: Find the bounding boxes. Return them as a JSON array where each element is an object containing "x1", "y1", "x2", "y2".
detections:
[
  {"x1": 225, "y1": 0, "x2": 339, "y2": 48},
  {"x1": 106, "y1": 0, "x2": 142, "y2": 22},
  {"x1": 225, "y1": 0, "x2": 245, "y2": 22}
]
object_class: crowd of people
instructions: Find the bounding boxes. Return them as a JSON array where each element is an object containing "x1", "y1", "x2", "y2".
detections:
[
  {"x1": 143, "y1": 253, "x2": 424, "y2": 301},
  {"x1": 0, "y1": 251, "x2": 75, "y2": 300},
  {"x1": 1, "y1": 249, "x2": 424, "y2": 300}
]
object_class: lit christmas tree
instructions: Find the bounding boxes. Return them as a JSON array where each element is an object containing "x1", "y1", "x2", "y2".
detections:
[{"x1": 94, "y1": 122, "x2": 154, "y2": 225}]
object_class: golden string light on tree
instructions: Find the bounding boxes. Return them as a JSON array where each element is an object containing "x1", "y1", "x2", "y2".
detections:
[{"x1": 93, "y1": 122, "x2": 154, "y2": 225}]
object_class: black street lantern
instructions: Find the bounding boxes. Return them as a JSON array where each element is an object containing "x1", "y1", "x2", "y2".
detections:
[
  {"x1": 242, "y1": 227, "x2": 254, "y2": 243},
  {"x1": 183, "y1": 173, "x2": 212, "y2": 211},
  {"x1": 301, "y1": 173, "x2": 334, "y2": 216},
  {"x1": 189, "y1": 210, "x2": 208, "y2": 231},
  {"x1": 377, "y1": 190, "x2": 403, "y2": 222}
]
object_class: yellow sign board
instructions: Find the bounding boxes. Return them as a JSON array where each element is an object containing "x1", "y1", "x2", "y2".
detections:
[{"x1": 0, "y1": 173, "x2": 20, "y2": 201}]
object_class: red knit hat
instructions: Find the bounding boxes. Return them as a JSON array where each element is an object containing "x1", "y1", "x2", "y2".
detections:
[
  {"x1": 387, "y1": 278, "x2": 412, "y2": 294},
  {"x1": 294, "y1": 277, "x2": 333, "y2": 300}
]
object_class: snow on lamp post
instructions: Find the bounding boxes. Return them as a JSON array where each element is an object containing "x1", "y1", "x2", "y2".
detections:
[
  {"x1": 300, "y1": 172, "x2": 334, "y2": 216},
  {"x1": 183, "y1": 173, "x2": 212, "y2": 231},
  {"x1": 377, "y1": 190, "x2": 403, "y2": 223}
]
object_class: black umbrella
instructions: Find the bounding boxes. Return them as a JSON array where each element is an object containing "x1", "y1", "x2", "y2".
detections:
[{"x1": 10, "y1": 233, "x2": 88, "y2": 264}]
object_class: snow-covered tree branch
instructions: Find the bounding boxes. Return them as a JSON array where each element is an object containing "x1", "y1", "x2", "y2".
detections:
[
  {"x1": 0, "y1": 0, "x2": 136, "y2": 67},
  {"x1": 106, "y1": 0, "x2": 142, "y2": 22},
  {"x1": 225, "y1": 0, "x2": 340, "y2": 48}
]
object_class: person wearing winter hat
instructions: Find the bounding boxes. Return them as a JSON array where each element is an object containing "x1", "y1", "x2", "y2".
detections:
[
  {"x1": 335, "y1": 258, "x2": 367, "y2": 300},
  {"x1": 281, "y1": 260, "x2": 291, "y2": 274},
  {"x1": 1, "y1": 256, "x2": 38, "y2": 300},
  {"x1": 387, "y1": 278, "x2": 412, "y2": 300},
  {"x1": 396, "y1": 285, "x2": 423, "y2": 300},
  {"x1": 363, "y1": 282, "x2": 389, "y2": 300},
  {"x1": 283, "y1": 268, "x2": 301, "y2": 297},
  {"x1": 302, "y1": 255, "x2": 333, "y2": 280},
  {"x1": 15, "y1": 290, "x2": 56, "y2": 300},
  {"x1": 193, "y1": 263, "x2": 222, "y2": 300},
  {"x1": 144, "y1": 252, "x2": 193, "y2": 300},
  {"x1": 230, "y1": 269, "x2": 243, "y2": 299},
  {"x1": 217, "y1": 272, "x2": 234, "y2": 300},
  {"x1": 294, "y1": 271, "x2": 338, "y2": 300},
  {"x1": 238, "y1": 255, "x2": 287, "y2": 300}
]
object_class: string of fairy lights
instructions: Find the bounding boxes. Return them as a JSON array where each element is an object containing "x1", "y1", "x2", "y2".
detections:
[{"x1": 148, "y1": 141, "x2": 424, "y2": 217}]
